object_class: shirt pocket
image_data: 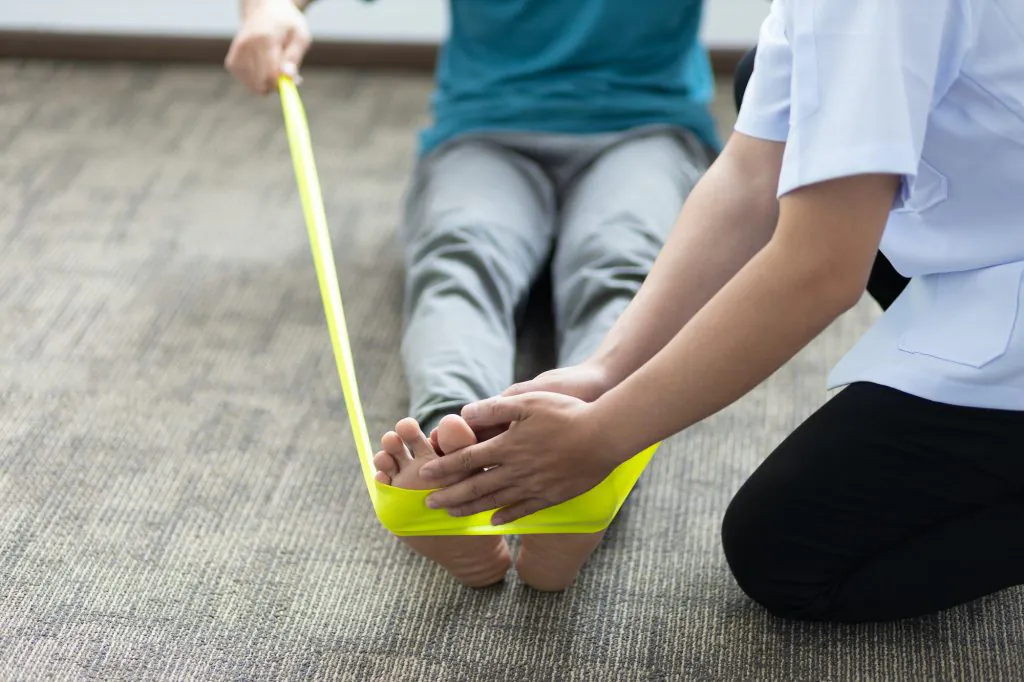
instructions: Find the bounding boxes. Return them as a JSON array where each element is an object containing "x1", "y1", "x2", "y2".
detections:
[
  {"x1": 892, "y1": 159, "x2": 949, "y2": 214},
  {"x1": 897, "y1": 262, "x2": 1024, "y2": 369},
  {"x1": 788, "y1": 1, "x2": 820, "y2": 124}
]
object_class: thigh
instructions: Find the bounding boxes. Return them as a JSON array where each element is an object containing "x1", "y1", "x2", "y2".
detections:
[
  {"x1": 552, "y1": 130, "x2": 709, "y2": 280},
  {"x1": 723, "y1": 383, "x2": 1024, "y2": 612},
  {"x1": 402, "y1": 138, "x2": 557, "y2": 294}
]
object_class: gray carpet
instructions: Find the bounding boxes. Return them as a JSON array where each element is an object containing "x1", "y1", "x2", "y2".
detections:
[{"x1": 1, "y1": 59, "x2": 1022, "y2": 681}]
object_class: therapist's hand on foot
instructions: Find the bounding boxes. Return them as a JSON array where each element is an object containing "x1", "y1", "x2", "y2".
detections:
[
  {"x1": 502, "y1": 361, "x2": 615, "y2": 404},
  {"x1": 438, "y1": 363, "x2": 616, "y2": 444},
  {"x1": 225, "y1": 0, "x2": 312, "y2": 95},
  {"x1": 418, "y1": 392, "x2": 629, "y2": 525}
]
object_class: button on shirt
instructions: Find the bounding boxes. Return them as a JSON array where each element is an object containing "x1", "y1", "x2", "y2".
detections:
[{"x1": 736, "y1": 0, "x2": 1024, "y2": 409}]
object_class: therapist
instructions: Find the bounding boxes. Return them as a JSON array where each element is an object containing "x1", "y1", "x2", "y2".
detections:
[{"x1": 417, "y1": 0, "x2": 1024, "y2": 622}]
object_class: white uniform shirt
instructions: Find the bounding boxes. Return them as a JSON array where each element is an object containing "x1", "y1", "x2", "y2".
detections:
[{"x1": 736, "y1": 0, "x2": 1024, "y2": 409}]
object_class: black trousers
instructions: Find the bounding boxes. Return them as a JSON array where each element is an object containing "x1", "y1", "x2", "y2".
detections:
[
  {"x1": 722, "y1": 50, "x2": 1024, "y2": 622},
  {"x1": 723, "y1": 383, "x2": 1024, "y2": 622}
]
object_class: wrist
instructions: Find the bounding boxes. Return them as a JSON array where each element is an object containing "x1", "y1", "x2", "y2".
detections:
[
  {"x1": 586, "y1": 342, "x2": 634, "y2": 392},
  {"x1": 584, "y1": 393, "x2": 640, "y2": 468}
]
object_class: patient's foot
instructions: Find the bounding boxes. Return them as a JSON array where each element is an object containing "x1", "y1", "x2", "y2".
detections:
[
  {"x1": 373, "y1": 417, "x2": 511, "y2": 587},
  {"x1": 516, "y1": 527, "x2": 606, "y2": 592},
  {"x1": 433, "y1": 415, "x2": 606, "y2": 592}
]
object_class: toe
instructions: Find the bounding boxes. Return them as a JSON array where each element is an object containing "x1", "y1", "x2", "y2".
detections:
[
  {"x1": 396, "y1": 418, "x2": 437, "y2": 461},
  {"x1": 378, "y1": 432, "x2": 410, "y2": 477},
  {"x1": 436, "y1": 414, "x2": 478, "y2": 454},
  {"x1": 382, "y1": 431, "x2": 410, "y2": 461},
  {"x1": 374, "y1": 449, "x2": 398, "y2": 475}
]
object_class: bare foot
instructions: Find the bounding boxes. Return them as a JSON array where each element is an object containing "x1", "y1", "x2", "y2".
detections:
[
  {"x1": 433, "y1": 415, "x2": 606, "y2": 592},
  {"x1": 373, "y1": 417, "x2": 511, "y2": 587},
  {"x1": 516, "y1": 528, "x2": 606, "y2": 592}
]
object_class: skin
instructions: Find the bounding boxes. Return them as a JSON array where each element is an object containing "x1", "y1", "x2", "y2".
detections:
[
  {"x1": 374, "y1": 415, "x2": 605, "y2": 590},
  {"x1": 225, "y1": 0, "x2": 314, "y2": 95},
  {"x1": 418, "y1": 132, "x2": 901, "y2": 525}
]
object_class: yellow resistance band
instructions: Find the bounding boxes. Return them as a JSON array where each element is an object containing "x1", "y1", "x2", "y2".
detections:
[{"x1": 278, "y1": 76, "x2": 659, "y2": 536}]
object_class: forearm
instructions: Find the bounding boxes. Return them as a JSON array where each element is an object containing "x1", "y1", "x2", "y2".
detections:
[
  {"x1": 592, "y1": 174, "x2": 898, "y2": 459},
  {"x1": 592, "y1": 135, "x2": 782, "y2": 386},
  {"x1": 594, "y1": 240, "x2": 852, "y2": 458}
]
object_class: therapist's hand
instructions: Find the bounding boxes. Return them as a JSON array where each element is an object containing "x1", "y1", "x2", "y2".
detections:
[
  {"x1": 502, "y1": 361, "x2": 615, "y2": 403},
  {"x1": 225, "y1": 0, "x2": 312, "y2": 95},
  {"x1": 430, "y1": 362, "x2": 617, "y2": 446},
  {"x1": 419, "y1": 393, "x2": 631, "y2": 525}
]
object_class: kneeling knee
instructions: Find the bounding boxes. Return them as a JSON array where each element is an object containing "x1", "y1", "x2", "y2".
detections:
[{"x1": 721, "y1": 493, "x2": 833, "y2": 621}]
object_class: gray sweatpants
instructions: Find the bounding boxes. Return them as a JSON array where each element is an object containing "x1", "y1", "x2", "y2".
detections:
[{"x1": 400, "y1": 127, "x2": 711, "y2": 431}]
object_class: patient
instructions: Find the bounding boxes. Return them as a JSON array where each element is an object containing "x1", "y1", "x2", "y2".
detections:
[
  {"x1": 373, "y1": 416, "x2": 604, "y2": 590},
  {"x1": 227, "y1": 0, "x2": 718, "y2": 589}
]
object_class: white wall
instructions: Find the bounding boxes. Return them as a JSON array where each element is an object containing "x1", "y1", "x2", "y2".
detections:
[{"x1": 0, "y1": 0, "x2": 766, "y2": 48}]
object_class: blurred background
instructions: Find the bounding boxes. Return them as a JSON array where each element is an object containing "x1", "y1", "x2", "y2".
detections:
[{"x1": 1, "y1": 0, "x2": 767, "y2": 54}]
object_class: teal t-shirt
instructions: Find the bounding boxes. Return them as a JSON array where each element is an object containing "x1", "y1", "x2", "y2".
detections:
[{"x1": 418, "y1": 0, "x2": 720, "y2": 156}]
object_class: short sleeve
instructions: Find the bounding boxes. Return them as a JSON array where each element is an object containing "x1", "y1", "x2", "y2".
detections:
[
  {"x1": 778, "y1": 0, "x2": 971, "y2": 197},
  {"x1": 734, "y1": 1, "x2": 792, "y2": 143}
]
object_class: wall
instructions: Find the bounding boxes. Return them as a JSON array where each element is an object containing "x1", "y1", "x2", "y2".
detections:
[{"x1": 0, "y1": 0, "x2": 767, "y2": 47}]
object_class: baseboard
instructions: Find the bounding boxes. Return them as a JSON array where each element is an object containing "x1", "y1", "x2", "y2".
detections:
[{"x1": 0, "y1": 30, "x2": 749, "y2": 76}]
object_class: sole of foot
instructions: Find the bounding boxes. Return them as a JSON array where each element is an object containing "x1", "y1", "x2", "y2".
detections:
[
  {"x1": 373, "y1": 417, "x2": 511, "y2": 588},
  {"x1": 432, "y1": 415, "x2": 606, "y2": 592}
]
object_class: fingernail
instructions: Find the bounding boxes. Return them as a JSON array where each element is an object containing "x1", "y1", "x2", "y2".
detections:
[
  {"x1": 461, "y1": 404, "x2": 478, "y2": 422},
  {"x1": 491, "y1": 515, "x2": 506, "y2": 526},
  {"x1": 425, "y1": 497, "x2": 439, "y2": 509},
  {"x1": 281, "y1": 62, "x2": 297, "y2": 77}
]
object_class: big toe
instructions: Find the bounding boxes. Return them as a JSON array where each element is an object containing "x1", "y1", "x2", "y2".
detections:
[
  {"x1": 436, "y1": 414, "x2": 478, "y2": 454},
  {"x1": 395, "y1": 418, "x2": 437, "y2": 461}
]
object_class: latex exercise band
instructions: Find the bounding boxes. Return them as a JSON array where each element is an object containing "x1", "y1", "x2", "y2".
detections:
[{"x1": 278, "y1": 76, "x2": 659, "y2": 536}]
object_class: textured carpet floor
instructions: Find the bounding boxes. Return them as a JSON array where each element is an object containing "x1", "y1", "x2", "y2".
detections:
[{"x1": 1, "y1": 60, "x2": 1022, "y2": 681}]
